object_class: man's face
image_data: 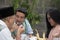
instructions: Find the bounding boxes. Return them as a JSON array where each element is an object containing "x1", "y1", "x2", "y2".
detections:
[{"x1": 15, "y1": 12, "x2": 25, "y2": 24}]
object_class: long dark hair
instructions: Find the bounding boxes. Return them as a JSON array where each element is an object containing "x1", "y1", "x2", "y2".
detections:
[{"x1": 45, "y1": 8, "x2": 60, "y2": 38}]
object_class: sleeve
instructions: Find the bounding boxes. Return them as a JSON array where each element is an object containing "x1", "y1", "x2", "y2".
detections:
[
  {"x1": 25, "y1": 19, "x2": 33, "y2": 34},
  {"x1": 0, "y1": 24, "x2": 5, "y2": 31},
  {"x1": 0, "y1": 25, "x2": 14, "y2": 40}
]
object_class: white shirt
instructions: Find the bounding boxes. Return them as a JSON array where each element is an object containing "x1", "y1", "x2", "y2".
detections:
[{"x1": 0, "y1": 20, "x2": 14, "y2": 40}]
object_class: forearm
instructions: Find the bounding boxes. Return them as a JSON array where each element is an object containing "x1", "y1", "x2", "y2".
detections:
[
  {"x1": 16, "y1": 32, "x2": 21, "y2": 40},
  {"x1": 16, "y1": 25, "x2": 24, "y2": 40}
]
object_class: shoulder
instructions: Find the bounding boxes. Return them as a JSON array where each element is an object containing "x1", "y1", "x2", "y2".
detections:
[
  {"x1": 0, "y1": 24, "x2": 6, "y2": 31},
  {"x1": 52, "y1": 26, "x2": 60, "y2": 37}
]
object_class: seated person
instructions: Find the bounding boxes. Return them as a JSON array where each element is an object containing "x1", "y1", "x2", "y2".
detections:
[
  {"x1": 46, "y1": 8, "x2": 60, "y2": 40},
  {"x1": 0, "y1": 6, "x2": 24, "y2": 40},
  {"x1": 12, "y1": 8, "x2": 33, "y2": 40}
]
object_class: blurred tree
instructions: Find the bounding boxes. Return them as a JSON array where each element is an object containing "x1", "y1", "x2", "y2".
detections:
[{"x1": 50, "y1": 0, "x2": 60, "y2": 9}]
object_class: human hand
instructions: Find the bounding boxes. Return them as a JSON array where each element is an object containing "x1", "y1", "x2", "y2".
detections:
[
  {"x1": 11, "y1": 23, "x2": 19, "y2": 32},
  {"x1": 17, "y1": 25, "x2": 25, "y2": 34}
]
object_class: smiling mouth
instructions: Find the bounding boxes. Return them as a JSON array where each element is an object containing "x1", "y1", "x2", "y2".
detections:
[{"x1": 16, "y1": 22, "x2": 22, "y2": 26}]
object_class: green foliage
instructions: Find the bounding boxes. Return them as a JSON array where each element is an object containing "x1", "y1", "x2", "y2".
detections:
[
  {"x1": 12, "y1": 0, "x2": 41, "y2": 26},
  {"x1": 50, "y1": 0, "x2": 60, "y2": 9},
  {"x1": 12, "y1": 0, "x2": 20, "y2": 10}
]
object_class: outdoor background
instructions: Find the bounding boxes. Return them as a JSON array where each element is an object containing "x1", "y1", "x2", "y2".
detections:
[{"x1": 0, "y1": 0, "x2": 60, "y2": 37}]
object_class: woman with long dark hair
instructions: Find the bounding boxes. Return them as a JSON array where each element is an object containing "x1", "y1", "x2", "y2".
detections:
[{"x1": 46, "y1": 8, "x2": 60, "y2": 40}]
